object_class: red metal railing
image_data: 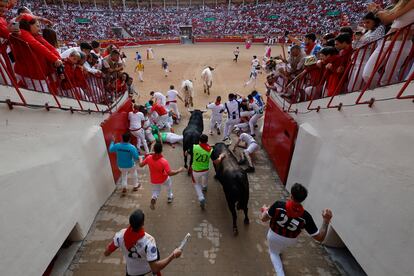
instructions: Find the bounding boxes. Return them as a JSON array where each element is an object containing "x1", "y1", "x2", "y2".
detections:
[
  {"x1": 277, "y1": 22, "x2": 414, "y2": 112},
  {"x1": 0, "y1": 35, "x2": 124, "y2": 114}
]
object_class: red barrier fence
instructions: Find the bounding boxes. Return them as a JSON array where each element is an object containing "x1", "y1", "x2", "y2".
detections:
[
  {"x1": 100, "y1": 98, "x2": 134, "y2": 183},
  {"x1": 262, "y1": 96, "x2": 298, "y2": 185},
  {"x1": 1, "y1": 34, "x2": 124, "y2": 114},
  {"x1": 194, "y1": 37, "x2": 266, "y2": 43},
  {"x1": 100, "y1": 39, "x2": 181, "y2": 48},
  {"x1": 278, "y1": 22, "x2": 413, "y2": 112}
]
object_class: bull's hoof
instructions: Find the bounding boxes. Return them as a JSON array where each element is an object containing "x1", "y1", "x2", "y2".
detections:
[
  {"x1": 233, "y1": 227, "x2": 239, "y2": 236},
  {"x1": 244, "y1": 218, "x2": 250, "y2": 225},
  {"x1": 184, "y1": 164, "x2": 188, "y2": 169}
]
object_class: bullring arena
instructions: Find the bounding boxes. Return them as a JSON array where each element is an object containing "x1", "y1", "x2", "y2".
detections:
[{"x1": 1, "y1": 0, "x2": 413, "y2": 276}]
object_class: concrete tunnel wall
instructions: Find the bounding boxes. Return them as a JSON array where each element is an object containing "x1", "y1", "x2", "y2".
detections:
[{"x1": 0, "y1": 90, "x2": 116, "y2": 276}]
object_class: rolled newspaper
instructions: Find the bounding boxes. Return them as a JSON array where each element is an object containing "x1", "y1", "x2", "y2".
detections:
[{"x1": 178, "y1": 233, "x2": 191, "y2": 250}]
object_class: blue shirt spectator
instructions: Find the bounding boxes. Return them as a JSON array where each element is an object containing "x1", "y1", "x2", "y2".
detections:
[{"x1": 109, "y1": 133, "x2": 139, "y2": 169}]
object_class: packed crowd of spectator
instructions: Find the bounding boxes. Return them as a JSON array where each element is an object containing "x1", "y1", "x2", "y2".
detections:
[
  {"x1": 0, "y1": 0, "x2": 412, "y2": 108},
  {"x1": 13, "y1": 0, "x2": 369, "y2": 42}
]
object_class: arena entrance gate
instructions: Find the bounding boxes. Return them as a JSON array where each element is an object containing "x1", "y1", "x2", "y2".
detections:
[{"x1": 180, "y1": 26, "x2": 193, "y2": 44}]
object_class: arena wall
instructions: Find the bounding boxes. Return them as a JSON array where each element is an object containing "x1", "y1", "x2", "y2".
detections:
[
  {"x1": 0, "y1": 89, "x2": 116, "y2": 276},
  {"x1": 101, "y1": 98, "x2": 134, "y2": 182},
  {"x1": 278, "y1": 81, "x2": 414, "y2": 276}
]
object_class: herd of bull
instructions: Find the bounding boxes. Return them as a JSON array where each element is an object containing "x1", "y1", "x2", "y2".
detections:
[{"x1": 183, "y1": 110, "x2": 249, "y2": 235}]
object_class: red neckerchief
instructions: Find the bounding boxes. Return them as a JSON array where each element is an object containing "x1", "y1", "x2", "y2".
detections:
[
  {"x1": 215, "y1": 100, "x2": 221, "y2": 105},
  {"x1": 305, "y1": 42, "x2": 316, "y2": 55},
  {"x1": 249, "y1": 99, "x2": 254, "y2": 104},
  {"x1": 199, "y1": 143, "x2": 211, "y2": 152},
  {"x1": 124, "y1": 226, "x2": 145, "y2": 250},
  {"x1": 286, "y1": 200, "x2": 305, "y2": 218},
  {"x1": 152, "y1": 153, "x2": 163, "y2": 161}
]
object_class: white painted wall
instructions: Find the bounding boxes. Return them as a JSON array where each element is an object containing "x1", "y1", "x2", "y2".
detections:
[
  {"x1": 0, "y1": 88, "x2": 115, "y2": 276},
  {"x1": 282, "y1": 81, "x2": 414, "y2": 276}
]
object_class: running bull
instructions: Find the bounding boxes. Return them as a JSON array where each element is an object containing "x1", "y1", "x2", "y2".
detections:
[
  {"x1": 211, "y1": 142, "x2": 250, "y2": 235},
  {"x1": 183, "y1": 110, "x2": 204, "y2": 173}
]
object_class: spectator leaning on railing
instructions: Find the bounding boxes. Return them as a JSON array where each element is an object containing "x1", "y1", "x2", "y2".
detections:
[
  {"x1": 348, "y1": 12, "x2": 386, "y2": 92},
  {"x1": 363, "y1": 0, "x2": 414, "y2": 87},
  {"x1": 13, "y1": 13, "x2": 62, "y2": 92}
]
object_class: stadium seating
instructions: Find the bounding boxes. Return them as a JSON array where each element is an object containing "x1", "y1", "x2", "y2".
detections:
[{"x1": 14, "y1": 0, "x2": 368, "y2": 42}]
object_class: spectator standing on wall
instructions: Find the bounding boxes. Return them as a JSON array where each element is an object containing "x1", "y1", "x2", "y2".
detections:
[
  {"x1": 109, "y1": 132, "x2": 140, "y2": 196},
  {"x1": 260, "y1": 183, "x2": 333, "y2": 276},
  {"x1": 363, "y1": 0, "x2": 414, "y2": 87},
  {"x1": 14, "y1": 14, "x2": 62, "y2": 92}
]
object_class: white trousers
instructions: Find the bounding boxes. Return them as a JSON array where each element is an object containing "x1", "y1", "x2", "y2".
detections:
[
  {"x1": 137, "y1": 71, "x2": 144, "y2": 81},
  {"x1": 240, "y1": 110, "x2": 254, "y2": 118},
  {"x1": 267, "y1": 229, "x2": 298, "y2": 276},
  {"x1": 131, "y1": 129, "x2": 149, "y2": 154},
  {"x1": 167, "y1": 102, "x2": 180, "y2": 119},
  {"x1": 145, "y1": 128, "x2": 155, "y2": 142},
  {"x1": 165, "y1": 133, "x2": 183, "y2": 144},
  {"x1": 224, "y1": 118, "x2": 240, "y2": 138},
  {"x1": 363, "y1": 40, "x2": 413, "y2": 87},
  {"x1": 249, "y1": 113, "x2": 263, "y2": 135},
  {"x1": 192, "y1": 170, "x2": 208, "y2": 201},
  {"x1": 119, "y1": 167, "x2": 139, "y2": 189},
  {"x1": 210, "y1": 115, "x2": 222, "y2": 132},
  {"x1": 151, "y1": 177, "x2": 173, "y2": 199},
  {"x1": 245, "y1": 142, "x2": 259, "y2": 155},
  {"x1": 234, "y1": 122, "x2": 249, "y2": 131},
  {"x1": 156, "y1": 114, "x2": 171, "y2": 130}
]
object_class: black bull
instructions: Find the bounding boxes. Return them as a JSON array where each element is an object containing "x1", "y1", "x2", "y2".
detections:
[
  {"x1": 211, "y1": 142, "x2": 250, "y2": 235},
  {"x1": 182, "y1": 110, "x2": 204, "y2": 170}
]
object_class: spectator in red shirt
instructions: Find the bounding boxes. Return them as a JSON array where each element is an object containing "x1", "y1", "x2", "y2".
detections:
[
  {"x1": 116, "y1": 72, "x2": 129, "y2": 95},
  {"x1": 0, "y1": 1, "x2": 13, "y2": 85},
  {"x1": 139, "y1": 143, "x2": 185, "y2": 210},
  {"x1": 61, "y1": 50, "x2": 80, "y2": 91},
  {"x1": 0, "y1": 1, "x2": 10, "y2": 39},
  {"x1": 13, "y1": 14, "x2": 62, "y2": 92},
  {"x1": 301, "y1": 56, "x2": 325, "y2": 100},
  {"x1": 318, "y1": 46, "x2": 340, "y2": 97},
  {"x1": 334, "y1": 33, "x2": 353, "y2": 93}
]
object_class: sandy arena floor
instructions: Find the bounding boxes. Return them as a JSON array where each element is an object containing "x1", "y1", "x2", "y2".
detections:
[
  {"x1": 124, "y1": 43, "x2": 273, "y2": 110},
  {"x1": 65, "y1": 43, "x2": 341, "y2": 276}
]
